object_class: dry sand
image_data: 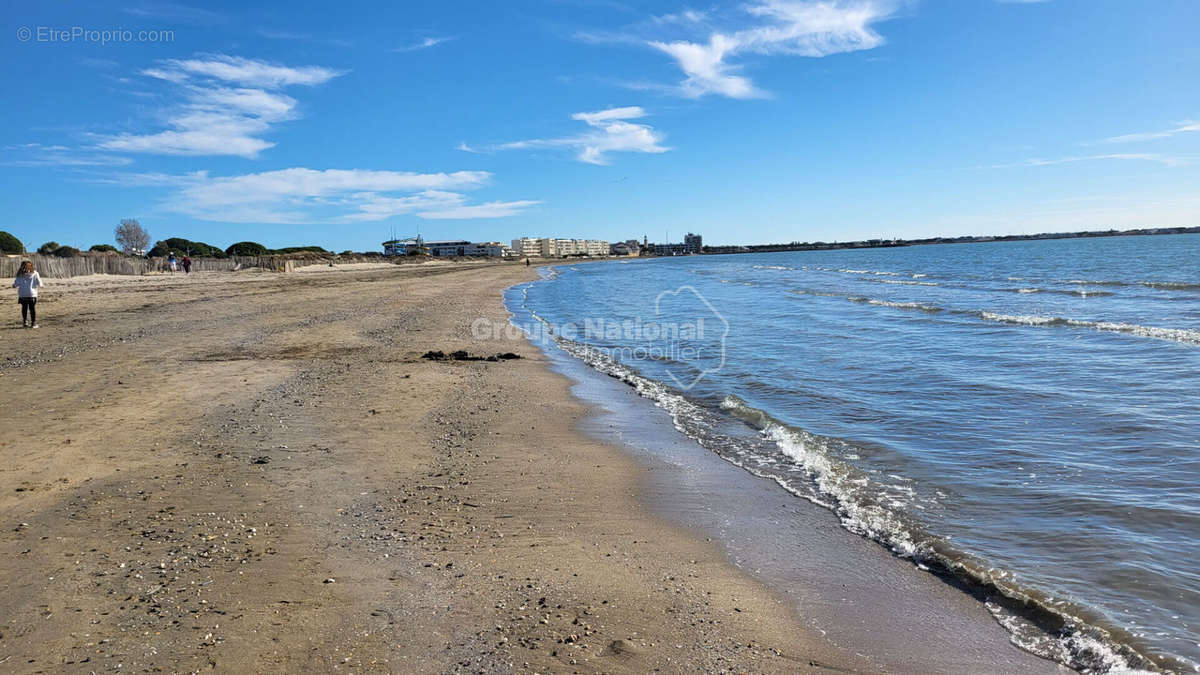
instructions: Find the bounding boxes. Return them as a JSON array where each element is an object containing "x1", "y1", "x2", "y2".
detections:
[{"x1": 0, "y1": 262, "x2": 876, "y2": 673}]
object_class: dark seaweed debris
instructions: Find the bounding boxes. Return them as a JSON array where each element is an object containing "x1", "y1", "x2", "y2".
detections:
[{"x1": 421, "y1": 350, "x2": 522, "y2": 362}]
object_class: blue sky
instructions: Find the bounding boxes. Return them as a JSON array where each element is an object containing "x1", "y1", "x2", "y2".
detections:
[{"x1": 2, "y1": 0, "x2": 1198, "y2": 251}]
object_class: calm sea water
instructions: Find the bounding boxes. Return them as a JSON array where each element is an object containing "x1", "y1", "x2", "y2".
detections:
[{"x1": 510, "y1": 234, "x2": 1200, "y2": 673}]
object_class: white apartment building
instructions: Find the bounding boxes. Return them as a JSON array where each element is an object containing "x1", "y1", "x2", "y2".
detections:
[
  {"x1": 511, "y1": 236, "x2": 609, "y2": 258},
  {"x1": 584, "y1": 239, "x2": 608, "y2": 256},
  {"x1": 510, "y1": 237, "x2": 541, "y2": 257},
  {"x1": 532, "y1": 238, "x2": 609, "y2": 257},
  {"x1": 472, "y1": 241, "x2": 512, "y2": 257}
]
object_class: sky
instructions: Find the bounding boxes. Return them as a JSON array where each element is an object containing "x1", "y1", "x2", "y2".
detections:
[{"x1": 2, "y1": 0, "x2": 1199, "y2": 252}]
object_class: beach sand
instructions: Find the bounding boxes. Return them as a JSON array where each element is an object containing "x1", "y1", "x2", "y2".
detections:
[{"x1": 0, "y1": 262, "x2": 878, "y2": 673}]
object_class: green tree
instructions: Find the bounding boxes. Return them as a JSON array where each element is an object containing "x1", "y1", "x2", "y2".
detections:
[
  {"x1": 225, "y1": 241, "x2": 269, "y2": 256},
  {"x1": 89, "y1": 244, "x2": 118, "y2": 253},
  {"x1": 37, "y1": 241, "x2": 60, "y2": 255},
  {"x1": 147, "y1": 238, "x2": 226, "y2": 258},
  {"x1": 52, "y1": 245, "x2": 80, "y2": 257},
  {"x1": 0, "y1": 231, "x2": 24, "y2": 254},
  {"x1": 272, "y1": 246, "x2": 328, "y2": 254}
]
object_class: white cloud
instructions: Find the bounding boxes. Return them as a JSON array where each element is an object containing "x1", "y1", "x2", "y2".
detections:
[
  {"x1": 113, "y1": 168, "x2": 538, "y2": 223},
  {"x1": 650, "y1": 35, "x2": 759, "y2": 98},
  {"x1": 122, "y1": 2, "x2": 223, "y2": 24},
  {"x1": 571, "y1": 105, "x2": 647, "y2": 124},
  {"x1": 148, "y1": 55, "x2": 343, "y2": 88},
  {"x1": 418, "y1": 199, "x2": 543, "y2": 219},
  {"x1": 255, "y1": 29, "x2": 354, "y2": 47},
  {"x1": 484, "y1": 106, "x2": 669, "y2": 164},
  {"x1": 1100, "y1": 121, "x2": 1200, "y2": 144},
  {"x1": 643, "y1": 0, "x2": 896, "y2": 98},
  {"x1": 2, "y1": 143, "x2": 133, "y2": 167},
  {"x1": 392, "y1": 36, "x2": 454, "y2": 52},
  {"x1": 95, "y1": 55, "x2": 344, "y2": 158},
  {"x1": 986, "y1": 153, "x2": 1185, "y2": 169},
  {"x1": 79, "y1": 57, "x2": 120, "y2": 69},
  {"x1": 651, "y1": 9, "x2": 710, "y2": 25}
]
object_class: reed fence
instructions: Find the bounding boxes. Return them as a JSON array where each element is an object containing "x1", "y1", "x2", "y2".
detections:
[{"x1": 0, "y1": 253, "x2": 339, "y2": 278}]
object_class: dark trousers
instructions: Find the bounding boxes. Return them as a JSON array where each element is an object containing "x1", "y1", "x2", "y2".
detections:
[{"x1": 19, "y1": 297, "x2": 36, "y2": 324}]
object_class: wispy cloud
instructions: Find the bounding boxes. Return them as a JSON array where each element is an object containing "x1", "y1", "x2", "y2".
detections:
[
  {"x1": 593, "y1": 0, "x2": 897, "y2": 98},
  {"x1": 1100, "y1": 121, "x2": 1200, "y2": 144},
  {"x1": 391, "y1": 36, "x2": 455, "y2": 52},
  {"x1": 474, "y1": 106, "x2": 669, "y2": 164},
  {"x1": 106, "y1": 168, "x2": 539, "y2": 223},
  {"x1": 985, "y1": 153, "x2": 1185, "y2": 169},
  {"x1": 650, "y1": 9, "x2": 710, "y2": 25},
  {"x1": 2, "y1": 143, "x2": 134, "y2": 167},
  {"x1": 95, "y1": 55, "x2": 345, "y2": 158},
  {"x1": 417, "y1": 199, "x2": 542, "y2": 219},
  {"x1": 122, "y1": 2, "x2": 223, "y2": 24},
  {"x1": 79, "y1": 57, "x2": 120, "y2": 69},
  {"x1": 143, "y1": 54, "x2": 343, "y2": 88},
  {"x1": 256, "y1": 28, "x2": 354, "y2": 48}
]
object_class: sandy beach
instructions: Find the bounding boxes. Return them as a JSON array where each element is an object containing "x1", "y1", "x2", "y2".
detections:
[{"x1": 0, "y1": 262, "x2": 881, "y2": 673}]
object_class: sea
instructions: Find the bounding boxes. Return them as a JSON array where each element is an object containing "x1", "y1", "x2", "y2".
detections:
[{"x1": 505, "y1": 233, "x2": 1200, "y2": 673}]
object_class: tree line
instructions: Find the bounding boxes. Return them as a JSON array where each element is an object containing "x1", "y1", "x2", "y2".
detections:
[{"x1": 0, "y1": 220, "x2": 335, "y2": 258}]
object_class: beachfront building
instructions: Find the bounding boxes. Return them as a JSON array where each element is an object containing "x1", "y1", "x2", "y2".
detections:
[
  {"x1": 538, "y1": 237, "x2": 565, "y2": 257},
  {"x1": 537, "y1": 238, "x2": 610, "y2": 257},
  {"x1": 425, "y1": 240, "x2": 512, "y2": 257},
  {"x1": 387, "y1": 237, "x2": 510, "y2": 257},
  {"x1": 382, "y1": 237, "x2": 425, "y2": 256},
  {"x1": 510, "y1": 237, "x2": 541, "y2": 258},
  {"x1": 648, "y1": 232, "x2": 704, "y2": 256},
  {"x1": 425, "y1": 240, "x2": 471, "y2": 257},
  {"x1": 472, "y1": 241, "x2": 513, "y2": 257},
  {"x1": 610, "y1": 240, "x2": 641, "y2": 256},
  {"x1": 653, "y1": 242, "x2": 688, "y2": 256},
  {"x1": 510, "y1": 236, "x2": 610, "y2": 258}
]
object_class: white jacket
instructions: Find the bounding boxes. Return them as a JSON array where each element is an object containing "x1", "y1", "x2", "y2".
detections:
[{"x1": 12, "y1": 271, "x2": 43, "y2": 298}]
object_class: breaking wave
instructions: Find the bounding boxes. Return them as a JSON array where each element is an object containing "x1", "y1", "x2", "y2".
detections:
[
  {"x1": 715, "y1": 395, "x2": 1161, "y2": 674},
  {"x1": 847, "y1": 296, "x2": 943, "y2": 313},
  {"x1": 978, "y1": 312, "x2": 1200, "y2": 345}
]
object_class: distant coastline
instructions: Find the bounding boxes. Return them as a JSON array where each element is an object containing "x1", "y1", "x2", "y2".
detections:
[{"x1": 698, "y1": 225, "x2": 1200, "y2": 256}]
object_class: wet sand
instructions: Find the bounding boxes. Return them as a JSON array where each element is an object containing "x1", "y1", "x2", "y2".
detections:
[
  {"x1": 1, "y1": 262, "x2": 882, "y2": 673},
  {"x1": 542, "y1": 337, "x2": 1068, "y2": 674}
]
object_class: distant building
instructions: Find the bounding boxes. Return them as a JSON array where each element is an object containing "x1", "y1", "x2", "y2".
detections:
[
  {"x1": 584, "y1": 239, "x2": 608, "y2": 256},
  {"x1": 653, "y1": 242, "x2": 688, "y2": 256},
  {"x1": 647, "y1": 233, "x2": 703, "y2": 256},
  {"x1": 425, "y1": 240, "x2": 511, "y2": 257},
  {"x1": 510, "y1": 237, "x2": 541, "y2": 258},
  {"x1": 383, "y1": 237, "x2": 425, "y2": 256},
  {"x1": 539, "y1": 237, "x2": 567, "y2": 257},
  {"x1": 610, "y1": 239, "x2": 641, "y2": 256},
  {"x1": 512, "y1": 237, "x2": 609, "y2": 258},
  {"x1": 424, "y1": 240, "x2": 470, "y2": 256},
  {"x1": 472, "y1": 241, "x2": 512, "y2": 257},
  {"x1": 387, "y1": 237, "x2": 509, "y2": 257}
]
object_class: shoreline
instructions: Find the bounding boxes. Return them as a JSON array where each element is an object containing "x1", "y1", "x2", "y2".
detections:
[
  {"x1": 507, "y1": 270, "x2": 1071, "y2": 674},
  {"x1": 1, "y1": 263, "x2": 876, "y2": 672}
]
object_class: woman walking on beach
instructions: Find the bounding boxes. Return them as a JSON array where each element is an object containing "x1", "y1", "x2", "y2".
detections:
[{"x1": 12, "y1": 260, "x2": 43, "y2": 329}]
